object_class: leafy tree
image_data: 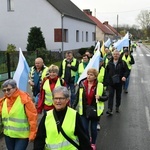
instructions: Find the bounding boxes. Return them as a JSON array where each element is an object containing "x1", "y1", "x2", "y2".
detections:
[
  {"x1": 6, "y1": 44, "x2": 16, "y2": 53},
  {"x1": 26, "y1": 26, "x2": 46, "y2": 51}
]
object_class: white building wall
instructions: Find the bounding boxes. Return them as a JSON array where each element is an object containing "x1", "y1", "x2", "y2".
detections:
[
  {"x1": 96, "y1": 27, "x2": 105, "y2": 41},
  {"x1": 0, "y1": 0, "x2": 62, "y2": 51},
  {"x1": 0, "y1": 0, "x2": 95, "y2": 51},
  {"x1": 63, "y1": 17, "x2": 95, "y2": 51}
]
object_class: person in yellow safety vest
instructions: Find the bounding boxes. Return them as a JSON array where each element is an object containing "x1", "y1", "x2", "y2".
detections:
[
  {"x1": 74, "y1": 54, "x2": 90, "y2": 85},
  {"x1": 28, "y1": 57, "x2": 49, "y2": 104},
  {"x1": 97, "y1": 57, "x2": 107, "y2": 130},
  {"x1": 98, "y1": 57, "x2": 105, "y2": 83},
  {"x1": 103, "y1": 48, "x2": 112, "y2": 68},
  {"x1": 72, "y1": 68, "x2": 108, "y2": 150},
  {"x1": 33, "y1": 86, "x2": 92, "y2": 150},
  {"x1": 0, "y1": 79, "x2": 37, "y2": 150},
  {"x1": 37, "y1": 64, "x2": 66, "y2": 114},
  {"x1": 85, "y1": 50, "x2": 94, "y2": 59},
  {"x1": 59, "y1": 51, "x2": 79, "y2": 107},
  {"x1": 121, "y1": 48, "x2": 135, "y2": 93}
]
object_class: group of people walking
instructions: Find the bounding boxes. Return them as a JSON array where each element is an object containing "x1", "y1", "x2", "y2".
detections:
[{"x1": 0, "y1": 44, "x2": 135, "y2": 150}]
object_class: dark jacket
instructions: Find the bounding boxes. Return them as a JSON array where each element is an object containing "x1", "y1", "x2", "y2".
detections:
[
  {"x1": 33, "y1": 107, "x2": 92, "y2": 150},
  {"x1": 103, "y1": 57, "x2": 130, "y2": 86},
  {"x1": 59, "y1": 58, "x2": 79, "y2": 84},
  {"x1": 72, "y1": 79, "x2": 107, "y2": 117}
]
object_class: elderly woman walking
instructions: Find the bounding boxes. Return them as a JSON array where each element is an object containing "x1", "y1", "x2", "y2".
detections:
[{"x1": 0, "y1": 79, "x2": 37, "y2": 150}]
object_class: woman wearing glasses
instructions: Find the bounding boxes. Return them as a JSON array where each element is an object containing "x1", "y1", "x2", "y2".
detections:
[
  {"x1": 0, "y1": 79, "x2": 37, "y2": 150},
  {"x1": 34, "y1": 86, "x2": 92, "y2": 150}
]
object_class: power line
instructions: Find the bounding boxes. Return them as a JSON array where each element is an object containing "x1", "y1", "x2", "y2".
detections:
[{"x1": 96, "y1": 6, "x2": 150, "y2": 14}]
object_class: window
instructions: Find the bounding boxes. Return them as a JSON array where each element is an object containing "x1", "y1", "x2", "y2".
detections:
[
  {"x1": 63, "y1": 29, "x2": 68, "y2": 42},
  {"x1": 76, "y1": 30, "x2": 79, "y2": 42},
  {"x1": 82, "y1": 31, "x2": 84, "y2": 42},
  {"x1": 7, "y1": 0, "x2": 14, "y2": 11},
  {"x1": 86, "y1": 31, "x2": 88, "y2": 42},
  {"x1": 54, "y1": 28, "x2": 68, "y2": 42},
  {"x1": 92, "y1": 32, "x2": 96, "y2": 41}
]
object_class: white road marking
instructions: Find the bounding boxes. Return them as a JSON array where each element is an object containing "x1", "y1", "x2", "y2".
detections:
[
  {"x1": 146, "y1": 54, "x2": 150, "y2": 57},
  {"x1": 139, "y1": 54, "x2": 144, "y2": 56},
  {"x1": 132, "y1": 54, "x2": 137, "y2": 56},
  {"x1": 145, "y1": 106, "x2": 150, "y2": 131}
]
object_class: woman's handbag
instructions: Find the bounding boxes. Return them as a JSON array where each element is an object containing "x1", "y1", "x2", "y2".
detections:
[{"x1": 86, "y1": 105, "x2": 97, "y2": 119}]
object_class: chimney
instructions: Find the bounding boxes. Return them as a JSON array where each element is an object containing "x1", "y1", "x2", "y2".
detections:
[
  {"x1": 103, "y1": 21, "x2": 108, "y2": 25},
  {"x1": 83, "y1": 9, "x2": 92, "y2": 15}
]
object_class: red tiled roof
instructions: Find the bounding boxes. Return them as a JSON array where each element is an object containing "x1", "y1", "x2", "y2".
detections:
[
  {"x1": 103, "y1": 21, "x2": 121, "y2": 37},
  {"x1": 84, "y1": 13, "x2": 114, "y2": 35}
]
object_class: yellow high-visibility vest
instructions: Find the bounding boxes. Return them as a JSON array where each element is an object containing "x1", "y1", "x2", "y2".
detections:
[
  {"x1": 122, "y1": 54, "x2": 132, "y2": 70},
  {"x1": 43, "y1": 79, "x2": 61, "y2": 106},
  {"x1": 2, "y1": 97, "x2": 29, "y2": 138},
  {"x1": 61, "y1": 58, "x2": 77, "y2": 78},
  {"x1": 45, "y1": 107, "x2": 79, "y2": 150},
  {"x1": 78, "y1": 82, "x2": 104, "y2": 116}
]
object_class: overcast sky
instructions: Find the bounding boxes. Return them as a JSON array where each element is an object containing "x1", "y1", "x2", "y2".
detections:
[{"x1": 71, "y1": 0, "x2": 150, "y2": 27}]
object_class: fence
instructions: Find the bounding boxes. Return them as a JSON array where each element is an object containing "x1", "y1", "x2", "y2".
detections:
[{"x1": 0, "y1": 50, "x2": 63, "y2": 82}]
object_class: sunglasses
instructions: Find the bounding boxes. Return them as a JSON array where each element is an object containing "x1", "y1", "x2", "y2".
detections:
[{"x1": 2, "y1": 88, "x2": 13, "y2": 93}]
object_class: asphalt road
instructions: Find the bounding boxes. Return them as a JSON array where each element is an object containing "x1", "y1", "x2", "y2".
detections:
[
  {"x1": 0, "y1": 44, "x2": 150, "y2": 150},
  {"x1": 96, "y1": 44, "x2": 150, "y2": 150}
]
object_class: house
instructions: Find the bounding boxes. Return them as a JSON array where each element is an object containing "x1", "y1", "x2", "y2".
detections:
[
  {"x1": 83, "y1": 9, "x2": 115, "y2": 42},
  {"x1": 103, "y1": 21, "x2": 122, "y2": 40},
  {"x1": 0, "y1": 0, "x2": 96, "y2": 53}
]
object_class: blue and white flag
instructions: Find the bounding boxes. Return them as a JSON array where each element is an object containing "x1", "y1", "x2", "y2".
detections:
[
  {"x1": 104, "y1": 38, "x2": 111, "y2": 48},
  {"x1": 94, "y1": 41, "x2": 100, "y2": 51},
  {"x1": 13, "y1": 48, "x2": 30, "y2": 92},
  {"x1": 115, "y1": 38, "x2": 129, "y2": 51},
  {"x1": 114, "y1": 32, "x2": 129, "y2": 51},
  {"x1": 77, "y1": 50, "x2": 100, "y2": 84}
]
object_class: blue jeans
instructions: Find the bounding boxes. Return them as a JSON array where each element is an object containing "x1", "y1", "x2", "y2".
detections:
[
  {"x1": 124, "y1": 74, "x2": 130, "y2": 90},
  {"x1": 80, "y1": 116, "x2": 98, "y2": 144},
  {"x1": 5, "y1": 135, "x2": 28, "y2": 150},
  {"x1": 67, "y1": 83, "x2": 75, "y2": 106}
]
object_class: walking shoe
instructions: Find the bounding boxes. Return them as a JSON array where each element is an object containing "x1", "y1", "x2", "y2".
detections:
[
  {"x1": 91, "y1": 144, "x2": 96, "y2": 150},
  {"x1": 106, "y1": 109, "x2": 113, "y2": 115},
  {"x1": 124, "y1": 89, "x2": 128, "y2": 93},
  {"x1": 116, "y1": 107, "x2": 119, "y2": 113},
  {"x1": 97, "y1": 123, "x2": 101, "y2": 131}
]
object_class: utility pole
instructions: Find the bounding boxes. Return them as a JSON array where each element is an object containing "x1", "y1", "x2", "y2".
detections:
[
  {"x1": 117, "y1": 14, "x2": 119, "y2": 36},
  {"x1": 117, "y1": 14, "x2": 119, "y2": 38}
]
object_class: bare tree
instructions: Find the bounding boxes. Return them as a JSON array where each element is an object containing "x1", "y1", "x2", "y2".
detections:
[{"x1": 136, "y1": 10, "x2": 150, "y2": 38}]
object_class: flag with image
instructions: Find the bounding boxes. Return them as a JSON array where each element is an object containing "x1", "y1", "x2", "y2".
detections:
[{"x1": 13, "y1": 48, "x2": 30, "y2": 92}]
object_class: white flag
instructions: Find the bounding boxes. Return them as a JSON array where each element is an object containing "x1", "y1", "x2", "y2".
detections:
[
  {"x1": 13, "y1": 48, "x2": 30, "y2": 92},
  {"x1": 77, "y1": 50, "x2": 100, "y2": 84}
]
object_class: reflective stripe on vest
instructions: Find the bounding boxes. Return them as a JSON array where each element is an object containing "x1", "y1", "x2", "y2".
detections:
[
  {"x1": 78, "y1": 88, "x2": 83, "y2": 115},
  {"x1": 45, "y1": 107, "x2": 79, "y2": 150},
  {"x1": 2, "y1": 96, "x2": 29, "y2": 138},
  {"x1": 105, "y1": 58, "x2": 109, "y2": 68},
  {"x1": 96, "y1": 83, "x2": 104, "y2": 116},
  {"x1": 43, "y1": 79, "x2": 61, "y2": 106},
  {"x1": 122, "y1": 54, "x2": 132, "y2": 70},
  {"x1": 98, "y1": 67, "x2": 105, "y2": 83},
  {"x1": 61, "y1": 58, "x2": 77, "y2": 78}
]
